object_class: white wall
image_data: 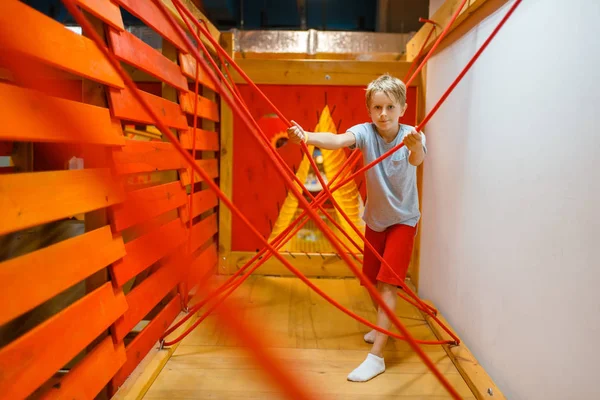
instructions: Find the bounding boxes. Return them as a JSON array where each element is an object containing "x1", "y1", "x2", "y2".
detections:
[{"x1": 420, "y1": 0, "x2": 600, "y2": 399}]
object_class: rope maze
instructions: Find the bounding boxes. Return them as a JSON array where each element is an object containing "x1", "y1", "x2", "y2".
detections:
[{"x1": 0, "y1": 0, "x2": 522, "y2": 398}]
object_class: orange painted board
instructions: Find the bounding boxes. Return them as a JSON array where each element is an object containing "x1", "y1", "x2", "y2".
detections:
[
  {"x1": 0, "y1": 83, "x2": 124, "y2": 145},
  {"x1": 112, "y1": 140, "x2": 188, "y2": 174},
  {"x1": 180, "y1": 158, "x2": 219, "y2": 186},
  {"x1": 39, "y1": 338, "x2": 126, "y2": 400},
  {"x1": 110, "y1": 217, "x2": 187, "y2": 288},
  {"x1": 113, "y1": 0, "x2": 189, "y2": 53},
  {"x1": 179, "y1": 53, "x2": 219, "y2": 92},
  {"x1": 113, "y1": 259, "x2": 182, "y2": 342},
  {"x1": 0, "y1": 226, "x2": 125, "y2": 326},
  {"x1": 181, "y1": 189, "x2": 218, "y2": 222},
  {"x1": 0, "y1": 169, "x2": 125, "y2": 236},
  {"x1": 111, "y1": 294, "x2": 180, "y2": 391},
  {"x1": 108, "y1": 29, "x2": 187, "y2": 91},
  {"x1": 108, "y1": 87, "x2": 188, "y2": 129},
  {"x1": 111, "y1": 181, "x2": 187, "y2": 232},
  {"x1": 179, "y1": 128, "x2": 219, "y2": 151},
  {"x1": 179, "y1": 91, "x2": 219, "y2": 122},
  {"x1": 75, "y1": 0, "x2": 124, "y2": 30},
  {"x1": 0, "y1": 1, "x2": 123, "y2": 88},
  {"x1": 187, "y1": 243, "x2": 218, "y2": 292},
  {"x1": 0, "y1": 283, "x2": 128, "y2": 400},
  {"x1": 189, "y1": 213, "x2": 217, "y2": 253}
]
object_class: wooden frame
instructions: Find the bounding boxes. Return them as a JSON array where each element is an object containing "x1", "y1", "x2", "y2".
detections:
[
  {"x1": 406, "y1": 0, "x2": 510, "y2": 61},
  {"x1": 218, "y1": 57, "x2": 424, "y2": 281}
]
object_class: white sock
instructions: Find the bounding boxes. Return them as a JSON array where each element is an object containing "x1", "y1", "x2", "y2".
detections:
[{"x1": 347, "y1": 353, "x2": 385, "y2": 382}]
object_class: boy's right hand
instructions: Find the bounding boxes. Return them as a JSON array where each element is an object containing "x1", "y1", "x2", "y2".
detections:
[{"x1": 287, "y1": 120, "x2": 308, "y2": 144}]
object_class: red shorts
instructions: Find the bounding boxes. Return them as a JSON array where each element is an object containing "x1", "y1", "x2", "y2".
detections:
[{"x1": 362, "y1": 224, "x2": 417, "y2": 287}]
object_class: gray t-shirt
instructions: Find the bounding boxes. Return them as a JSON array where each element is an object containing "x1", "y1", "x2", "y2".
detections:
[{"x1": 348, "y1": 122, "x2": 426, "y2": 232}]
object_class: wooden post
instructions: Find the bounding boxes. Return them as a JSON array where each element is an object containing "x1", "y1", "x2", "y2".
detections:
[{"x1": 218, "y1": 32, "x2": 234, "y2": 275}]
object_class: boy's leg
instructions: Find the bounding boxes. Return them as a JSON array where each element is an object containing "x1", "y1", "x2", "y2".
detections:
[
  {"x1": 361, "y1": 226, "x2": 387, "y2": 344},
  {"x1": 348, "y1": 224, "x2": 416, "y2": 382}
]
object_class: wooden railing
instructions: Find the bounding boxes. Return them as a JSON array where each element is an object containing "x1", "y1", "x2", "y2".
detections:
[{"x1": 0, "y1": 0, "x2": 220, "y2": 398}]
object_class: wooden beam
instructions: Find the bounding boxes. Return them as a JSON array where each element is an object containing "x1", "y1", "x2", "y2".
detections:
[
  {"x1": 160, "y1": 0, "x2": 220, "y2": 54},
  {"x1": 218, "y1": 32, "x2": 234, "y2": 275},
  {"x1": 406, "y1": 0, "x2": 510, "y2": 61},
  {"x1": 231, "y1": 59, "x2": 415, "y2": 86},
  {"x1": 421, "y1": 300, "x2": 506, "y2": 400}
]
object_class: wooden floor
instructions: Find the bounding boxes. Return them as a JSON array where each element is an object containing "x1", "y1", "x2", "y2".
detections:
[{"x1": 143, "y1": 276, "x2": 476, "y2": 399}]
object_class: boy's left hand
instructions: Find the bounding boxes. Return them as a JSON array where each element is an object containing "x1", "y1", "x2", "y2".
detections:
[{"x1": 403, "y1": 129, "x2": 423, "y2": 152}]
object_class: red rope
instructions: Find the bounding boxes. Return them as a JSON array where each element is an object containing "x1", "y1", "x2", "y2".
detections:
[
  {"x1": 172, "y1": 0, "x2": 440, "y2": 317},
  {"x1": 406, "y1": 0, "x2": 470, "y2": 87},
  {"x1": 403, "y1": 24, "x2": 436, "y2": 82}
]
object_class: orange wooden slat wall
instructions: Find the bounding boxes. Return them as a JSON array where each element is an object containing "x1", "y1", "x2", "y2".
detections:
[
  {"x1": 0, "y1": 1, "x2": 124, "y2": 88},
  {"x1": 179, "y1": 53, "x2": 219, "y2": 92},
  {"x1": 111, "y1": 181, "x2": 187, "y2": 232},
  {"x1": 110, "y1": 217, "x2": 187, "y2": 288},
  {"x1": 0, "y1": 169, "x2": 125, "y2": 236},
  {"x1": 179, "y1": 91, "x2": 220, "y2": 122},
  {"x1": 0, "y1": 283, "x2": 128, "y2": 399},
  {"x1": 111, "y1": 294, "x2": 181, "y2": 391},
  {"x1": 39, "y1": 338, "x2": 126, "y2": 400},
  {"x1": 108, "y1": 87, "x2": 188, "y2": 129},
  {"x1": 0, "y1": 226, "x2": 126, "y2": 326},
  {"x1": 180, "y1": 158, "x2": 219, "y2": 186},
  {"x1": 0, "y1": 83, "x2": 124, "y2": 145},
  {"x1": 187, "y1": 243, "x2": 218, "y2": 291},
  {"x1": 75, "y1": 0, "x2": 125, "y2": 31},
  {"x1": 189, "y1": 213, "x2": 218, "y2": 253},
  {"x1": 113, "y1": 0, "x2": 189, "y2": 53},
  {"x1": 113, "y1": 259, "x2": 183, "y2": 341},
  {"x1": 108, "y1": 28, "x2": 188, "y2": 91},
  {"x1": 181, "y1": 189, "x2": 218, "y2": 222},
  {"x1": 112, "y1": 141, "x2": 188, "y2": 174},
  {"x1": 179, "y1": 128, "x2": 220, "y2": 151}
]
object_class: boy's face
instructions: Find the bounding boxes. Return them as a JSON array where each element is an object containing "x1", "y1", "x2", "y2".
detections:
[{"x1": 368, "y1": 91, "x2": 407, "y2": 133}]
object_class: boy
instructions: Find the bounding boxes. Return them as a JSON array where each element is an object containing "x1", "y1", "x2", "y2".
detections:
[{"x1": 287, "y1": 74, "x2": 426, "y2": 382}]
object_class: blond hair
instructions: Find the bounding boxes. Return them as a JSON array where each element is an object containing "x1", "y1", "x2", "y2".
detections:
[{"x1": 365, "y1": 74, "x2": 406, "y2": 107}]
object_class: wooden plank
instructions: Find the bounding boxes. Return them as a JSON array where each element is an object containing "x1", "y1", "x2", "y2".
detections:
[
  {"x1": 108, "y1": 87, "x2": 188, "y2": 129},
  {"x1": 112, "y1": 141, "x2": 188, "y2": 175},
  {"x1": 111, "y1": 181, "x2": 187, "y2": 232},
  {"x1": 40, "y1": 338, "x2": 126, "y2": 400},
  {"x1": 189, "y1": 213, "x2": 217, "y2": 253},
  {"x1": 113, "y1": 0, "x2": 189, "y2": 53},
  {"x1": 180, "y1": 158, "x2": 219, "y2": 186},
  {"x1": 0, "y1": 226, "x2": 125, "y2": 326},
  {"x1": 179, "y1": 91, "x2": 220, "y2": 122},
  {"x1": 179, "y1": 53, "x2": 219, "y2": 92},
  {"x1": 0, "y1": 282, "x2": 128, "y2": 400},
  {"x1": 421, "y1": 301, "x2": 506, "y2": 400},
  {"x1": 113, "y1": 259, "x2": 182, "y2": 342},
  {"x1": 187, "y1": 243, "x2": 218, "y2": 290},
  {"x1": 108, "y1": 29, "x2": 188, "y2": 91},
  {"x1": 110, "y1": 217, "x2": 187, "y2": 288},
  {"x1": 218, "y1": 34, "x2": 234, "y2": 276},
  {"x1": 181, "y1": 189, "x2": 218, "y2": 222},
  {"x1": 231, "y1": 59, "x2": 414, "y2": 86},
  {"x1": 406, "y1": 0, "x2": 509, "y2": 61},
  {"x1": 111, "y1": 294, "x2": 181, "y2": 391},
  {"x1": 161, "y1": 0, "x2": 220, "y2": 44},
  {"x1": 0, "y1": 169, "x2": 125, "y2": 236},
  {"x1": 178, "y1": 128, "x2": 219, "y2": 151},
  {"x1": 75, "y1": 0, "x2": 125, "y2": 31},
  {"x1": 0, "y1": 83, "x2": 124, "y2": 145},
  {"x1": 0, "y1": 1, "x2": 123, "y2": 88}
]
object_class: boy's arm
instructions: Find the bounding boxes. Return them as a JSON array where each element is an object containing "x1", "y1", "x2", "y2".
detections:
[
  {"x1": 404, "y1": 129, "x2": 426, "y2": 166},
  {"x1": 287, "y1": 120, "x2": 356, "y2": 150},
  {"x1": 306, "y1": 132, "x2": 356, "y2": 150}
]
